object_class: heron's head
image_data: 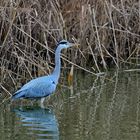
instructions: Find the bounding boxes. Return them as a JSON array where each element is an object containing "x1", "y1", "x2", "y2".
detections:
[{"x1": 57, "y1": 40, "x2": 76, "y2": 49}]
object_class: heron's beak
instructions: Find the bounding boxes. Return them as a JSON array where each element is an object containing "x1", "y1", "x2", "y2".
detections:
[{"x1": 69, "y1": 43, "x2": 80, "y2": 48}]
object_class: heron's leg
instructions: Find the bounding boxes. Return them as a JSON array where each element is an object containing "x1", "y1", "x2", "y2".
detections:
[{"x1": 40, "y1": 97, "x2": 45, "y2": 108}]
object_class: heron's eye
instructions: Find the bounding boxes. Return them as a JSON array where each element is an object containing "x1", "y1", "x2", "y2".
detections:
[
  {"x1": 59, "y1": 41, "x2": 67, "y2": 44},
  {"x1": 58, "y1": 40, "x2": 67, "y2": 45}
]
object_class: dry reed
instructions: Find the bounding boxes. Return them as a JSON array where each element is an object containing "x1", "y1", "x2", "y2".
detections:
[{"x1": 0, "y1": 0, "x2": 139, "y2": 94}]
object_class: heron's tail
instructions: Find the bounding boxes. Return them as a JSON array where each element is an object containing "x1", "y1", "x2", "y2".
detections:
[{"x1": 12, "y1": 90, "x2": 25, "y2": 100}]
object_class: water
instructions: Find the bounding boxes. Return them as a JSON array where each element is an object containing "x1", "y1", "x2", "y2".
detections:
[{"x1": 1, "y1": 70, "x2": 140, "y2": 140}]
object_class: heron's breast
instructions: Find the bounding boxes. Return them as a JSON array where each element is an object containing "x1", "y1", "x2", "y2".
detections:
[{"x1": 45, "y1": 80, "x2": 57, "y2": 94}]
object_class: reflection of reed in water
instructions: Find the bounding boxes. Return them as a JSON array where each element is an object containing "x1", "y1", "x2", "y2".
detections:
[{"x1": 13, "y1": 106, "x2": 59, "y2": 140}]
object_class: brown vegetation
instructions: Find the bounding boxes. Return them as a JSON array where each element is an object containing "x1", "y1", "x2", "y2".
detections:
[{"x1": 0, "y1": 0, "x2": 140, "y2": 93}]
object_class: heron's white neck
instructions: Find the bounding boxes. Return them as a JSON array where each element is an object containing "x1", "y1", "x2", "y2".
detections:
[{"x1": 52, "y1": 46, "x2": 63, "y2": 83}]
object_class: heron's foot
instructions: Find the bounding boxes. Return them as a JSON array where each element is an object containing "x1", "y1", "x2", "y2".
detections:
[{"x1": 40, "y1": 98, "x2": 45, "y2": 108}]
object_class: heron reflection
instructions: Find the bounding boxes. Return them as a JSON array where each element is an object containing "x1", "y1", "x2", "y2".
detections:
[{"x1": 13, "y1": 106, "x2": 59, "y2": 140}]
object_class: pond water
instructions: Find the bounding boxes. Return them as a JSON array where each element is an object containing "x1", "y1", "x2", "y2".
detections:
[{"x1": 0, "y1": 70, "x2": 140, "y2": 140}]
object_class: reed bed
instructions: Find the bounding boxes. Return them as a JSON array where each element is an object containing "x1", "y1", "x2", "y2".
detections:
[{"x1": 0, "y1": 0, "x2": 140, "y2": 94}]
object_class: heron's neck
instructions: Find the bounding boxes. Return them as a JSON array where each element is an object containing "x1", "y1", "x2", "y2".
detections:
[{"x1": 52, "y1": 46, "x2": 62, "y2": 83}]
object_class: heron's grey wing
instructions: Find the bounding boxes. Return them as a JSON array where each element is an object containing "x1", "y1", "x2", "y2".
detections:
[
  {"x1": 26, "y1": 80, "x2": 56, "y2": 98},
  {"x1": 12, "y1": 76, "x2": 57, "y2": 99}
]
